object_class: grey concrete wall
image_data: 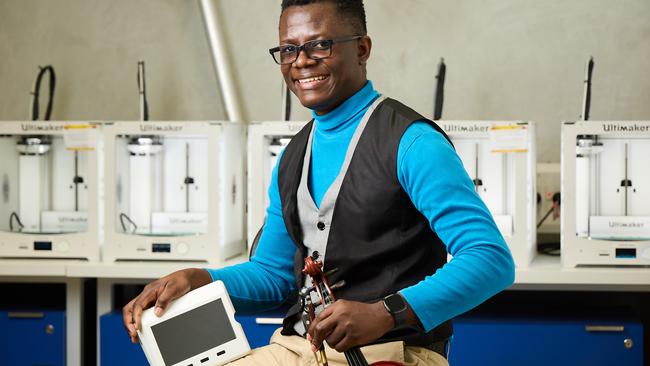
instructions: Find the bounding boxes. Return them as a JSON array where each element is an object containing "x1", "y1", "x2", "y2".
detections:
[{"x1": 1, "y1": 0, "x2": 648, "y2": 162}]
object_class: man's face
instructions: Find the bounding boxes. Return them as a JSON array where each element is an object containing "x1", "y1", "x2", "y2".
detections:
[{"x1": 279, "y1": 2, "x2": 370, "y2": 115}]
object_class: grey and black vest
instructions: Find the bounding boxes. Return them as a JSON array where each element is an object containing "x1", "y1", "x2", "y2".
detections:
[{"x1": 278, "y1": 97, "x2": 453, "y2": 346}]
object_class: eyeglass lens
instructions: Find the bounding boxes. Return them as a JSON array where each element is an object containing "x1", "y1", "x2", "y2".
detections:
[{"x1": 276, "y1": 40, "x2": 332, "y2": 64}]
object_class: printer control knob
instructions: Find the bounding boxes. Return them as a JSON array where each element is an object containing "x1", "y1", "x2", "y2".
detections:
[
  {"x1": 57, "y1": 241, "x2": 70, "y2": 253},
  {"x1": 177, "y1": 242, "x2": 189, "y2": 255},
  {"x1": 641, "y1": 248, "x2": 650, "y2": 260}
]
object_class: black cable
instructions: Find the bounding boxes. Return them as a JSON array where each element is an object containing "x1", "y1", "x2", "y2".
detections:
[
  {"x1": 536, "y1": 206, "x2": 555, "y2": 229},
  {"x1": 538, "y1": 243, "x2": 561, "y2": 256},
  {"x1": 537, "y1": 192, "x2": 561, "y2": 256},
  {"x1": 537, "y1": 192, "x2": 561, "y2": 228},
  {"x1": 9, "y1": 212, "x2": 24, "y2": 232},
  {"x1": 137, "y1": 61, "x2": 149, "y2": 121},
  {"x1": 31, "y1": 65, "x2": 56, "y2": 121},
  {"x1": 433, "y1": 58, "x2": 446, "y2": 120},
  {"x1": 119, "y1": 213, "x2": 137, "y2": 234},
  {"x1": 283, "y1": 85, "x2": 292, "y2": 121},
  {"x1": 583, "y1": 57, "x2": 594, "y2": 122}
]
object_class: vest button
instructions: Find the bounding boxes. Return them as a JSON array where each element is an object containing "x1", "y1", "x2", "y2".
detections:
[{"x1": 317, "y1": 221, "x2": 326, "y2": 231}]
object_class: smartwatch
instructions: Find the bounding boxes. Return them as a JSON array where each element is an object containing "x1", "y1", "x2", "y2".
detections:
[{"x1": 382, "y1": 293, "x2": 408, "y2": 328}]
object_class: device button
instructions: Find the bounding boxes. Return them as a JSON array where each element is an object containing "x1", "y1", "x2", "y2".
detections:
[
  {"x1": 641, "y1": 248, "x2": 650, "y2": 260},
  {"x1": 177, "y1": 242, "x2": 189, "y2": 255},
  {"x1": 57, "y1": 241, "x2": 70, "y2": 253},
  {"x1": 317, "y1": 222, "x2": 325, "y2": 231}
]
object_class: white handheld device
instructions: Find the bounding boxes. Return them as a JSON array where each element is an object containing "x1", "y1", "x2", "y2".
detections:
[{"x1": 137, "y1": 280, "x2": 250, "y2": 366}]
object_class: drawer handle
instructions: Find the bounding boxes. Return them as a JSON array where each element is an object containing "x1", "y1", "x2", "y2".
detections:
[
  {"x1": 8, "y1": 312, "x2": 45, "y2": 319},
  {"x1": 255, "y1": 318, "x2": 284, "y2": 325},
  {"x1": 585, "y1": 325, "x2": 624, "y2": 332}
]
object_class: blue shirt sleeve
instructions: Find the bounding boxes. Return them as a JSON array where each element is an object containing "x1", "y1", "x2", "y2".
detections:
[
  {"x1": 206, "y1": 152, "x2": 297, "y2": 312},
  {"x1": 397, "y1": 121, "x2": 515, "y2": 332}
]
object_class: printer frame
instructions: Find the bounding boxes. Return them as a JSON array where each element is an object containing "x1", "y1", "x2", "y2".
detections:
[
  {"x1": 0, "y1": 121, "x2": 100, "y2": 260},
  {"x1": 561, "y1": 120, "x2": 650, "y2": 267},
  {"x1": 102, "y1": 121, "x2": 245, "y2": 263}
]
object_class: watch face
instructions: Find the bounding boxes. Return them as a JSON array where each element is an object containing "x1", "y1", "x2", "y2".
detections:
[{"x1": 385, "y1": 294, "x2": 407, "y2": 313}]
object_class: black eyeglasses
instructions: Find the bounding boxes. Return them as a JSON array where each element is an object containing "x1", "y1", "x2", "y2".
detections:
[{"x1": 269, "y1": 35, "x2": 363, "y2": 65}]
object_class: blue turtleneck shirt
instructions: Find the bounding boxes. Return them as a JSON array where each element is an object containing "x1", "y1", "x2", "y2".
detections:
[{"x1": 207, "y1": 81, "x2": 514, "y2": 332}]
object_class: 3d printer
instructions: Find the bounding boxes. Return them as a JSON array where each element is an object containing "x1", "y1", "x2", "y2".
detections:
[
  {"x1": 561, "y1": 58, "x2": 650, "y2": 267},
  {"x1": 0, "y1": 66, "x2": 99, "y2": 260},
  {"x1": 102, "y1": 62, "x2": 245, "y2": 262},
  {"x1": 102, "y1": 120, "x2": 245, "y2": 263}
]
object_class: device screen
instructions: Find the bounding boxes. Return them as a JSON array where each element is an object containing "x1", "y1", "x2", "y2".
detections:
[{"x1": 151, "y1": 298, "x2": 236, "y2": 366}]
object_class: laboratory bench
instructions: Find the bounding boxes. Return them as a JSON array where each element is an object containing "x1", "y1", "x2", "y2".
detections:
[{"x1": 1, "y1": 254, "x2": 649, "y2": 365}]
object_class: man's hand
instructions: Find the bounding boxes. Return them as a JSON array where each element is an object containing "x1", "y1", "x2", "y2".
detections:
[
  {"x1": 306, "y1": 299, "x2": 395, "y2": 353},
  {"x1": 122, "y1": 268, "x2": 212, "y2": 343}
]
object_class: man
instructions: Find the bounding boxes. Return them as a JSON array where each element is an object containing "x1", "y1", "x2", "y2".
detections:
[{"x1": 123, "y1": 1, "x2": 515, "y2": 365}]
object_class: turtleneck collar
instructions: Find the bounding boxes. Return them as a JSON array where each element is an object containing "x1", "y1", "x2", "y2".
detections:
[{"x1": 311, "y1": 81, "x2": 379, "y2": 134}]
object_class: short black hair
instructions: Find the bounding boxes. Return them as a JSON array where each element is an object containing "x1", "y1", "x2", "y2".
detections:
[{"x1": 280, "y1": 0, "x2": 367, "y2": 35}]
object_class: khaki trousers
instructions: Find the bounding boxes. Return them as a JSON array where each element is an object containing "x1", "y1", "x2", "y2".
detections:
[{"x1": 227, "y1": 329, "x2": 448, "y2": 366}]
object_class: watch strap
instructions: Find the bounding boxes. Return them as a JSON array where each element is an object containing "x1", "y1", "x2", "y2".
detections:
[
  {"x1": 383, "y1": 293, "x2": 408, "y2": 328},
  {"x1": 392, "y1": 305, "x2": 407, "y2": 327}
]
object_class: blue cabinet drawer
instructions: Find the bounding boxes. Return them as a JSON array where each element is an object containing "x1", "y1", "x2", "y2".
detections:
[
  {"x1": 0, "y1": 310, "x2": 65, "y2": 366},
  {"x1": 235, "y1": 310, "x2": 286, "y2": 349},
  {"x1": 450, "y1": 316, "x2": 643, "y2": 366},
  {"x1": 100, "y1": 312, "x2": 148, "y2": 366}
]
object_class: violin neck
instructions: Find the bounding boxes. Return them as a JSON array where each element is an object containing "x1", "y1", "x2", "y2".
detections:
[{"x1": 344, "y1": 346, "x2": 368, "y2": 366}]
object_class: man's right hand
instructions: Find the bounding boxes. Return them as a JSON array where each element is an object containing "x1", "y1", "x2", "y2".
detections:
[{"x1": 122, "y1": 268, "x2": 212, "y2": 343}]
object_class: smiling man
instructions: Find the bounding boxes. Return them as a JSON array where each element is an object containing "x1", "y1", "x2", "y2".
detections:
[
  {"x1": 123, "y1": 1, "x2": 514, "y2": 365},
  {"x1": 275, "y1": 2, "x2": 368, "y2": 113}
]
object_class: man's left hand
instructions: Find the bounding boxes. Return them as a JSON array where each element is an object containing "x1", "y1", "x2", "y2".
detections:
[{"x1": 307, "y1": 299, "x2": 394, "y2": 353}]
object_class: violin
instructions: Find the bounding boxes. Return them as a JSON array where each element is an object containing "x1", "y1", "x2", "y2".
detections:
[{"x1": 299, "y1": 252, "x2": 403, "y2": 366}]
